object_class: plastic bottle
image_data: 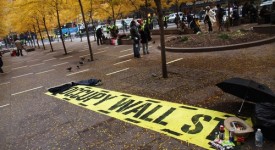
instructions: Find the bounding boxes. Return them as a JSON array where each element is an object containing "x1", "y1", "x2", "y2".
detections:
[
  {"x1": 219, "y1": 125, "x2": 225, "y2": 140},
  {"x1": 229, "y1": 128, "x2": 235, "y2": 142},
  {"x1": 255, "y1": 128, "x2": 263, "y2": 147}
]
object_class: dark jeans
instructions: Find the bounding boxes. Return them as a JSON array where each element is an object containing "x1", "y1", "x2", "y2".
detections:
[
  {"x1": 207, "y1": 22, "x2": 213, "y2": 32},
  {"x1": 97, "y1": 36, "x2": 102, "y2": 45},
  {"x1": 17, "y1": 48, "x2": 23, "y2": 56},
  {"x1": 164, "y1": 21, "x2": 168, "y2": 28},
  {"x1": 132, "y1": 41, "x2": 140, "y2": 58}
]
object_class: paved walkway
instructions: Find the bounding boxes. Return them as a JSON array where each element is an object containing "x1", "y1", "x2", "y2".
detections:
[{"x1": 0, "y1": 25, "x2": 274, "y2": 149}]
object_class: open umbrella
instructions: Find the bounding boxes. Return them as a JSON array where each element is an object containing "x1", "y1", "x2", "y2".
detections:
[{"x1": 216, "y1": 77, "x2": 275, "y2": 113}]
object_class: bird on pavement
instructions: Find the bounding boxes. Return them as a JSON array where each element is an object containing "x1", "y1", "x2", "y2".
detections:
[
  {"x1": 66, "y1": 67, "x2": 72, "y2": 72},
  {"x1": 79, "y1": 61, "x2": 84, "y2": 65},
  {"x1": 80, "y1": 57, "x2": 85, "y2": 61},
  {"x1": 77, "y1": 66, "x2": 80, "y2": 69},
  {"x1": 152, "y1": 41, "x2": 155, "y2": 44}
]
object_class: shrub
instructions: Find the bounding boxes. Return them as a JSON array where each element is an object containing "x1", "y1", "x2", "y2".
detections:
[
  {"x1": 180, "y1": 36, "x2": 188, "y2": 42},
  {"x1": 218, "y1": 33, "x2": 230, "y2": 40}
]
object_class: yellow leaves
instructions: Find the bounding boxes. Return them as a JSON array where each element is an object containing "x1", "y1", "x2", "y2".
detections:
[
  {"x1": 0, "y1": 0, "x2": 10, "y2": 36},
  {"x1": 98, "y1": 0, "x2": 143, "y2": 20}
]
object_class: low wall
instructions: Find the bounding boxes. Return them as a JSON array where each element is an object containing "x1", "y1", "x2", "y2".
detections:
[
  {"x1": 103, "y1": 39, "x2": 111, "y2": 45},
  {"x1": 121, "y1": 39, "x2": 132, "y2": 45},
  {"x1": 162, "y1": 36, "x2": 275, "y2": 53},
  {"x1": 151, "y1": 29, "x2": 182, "y2": 35},
  {"x1": 253, "y1": 25, "x2": 275, "y2": 34}
]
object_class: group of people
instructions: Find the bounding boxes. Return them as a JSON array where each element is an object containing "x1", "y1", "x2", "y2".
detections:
[
  {"x1": 95, "y1": 18, "x2": 152, "y2": 59},
  {"x1": 0, "y1": 38, "x2": 25, "y2": 74},
  {"x1": 130, "y1": 20, "x2": 151, "y2": 58},
  {"x1": 187, "y1": 4, "x2": 226, "y2": 34}
]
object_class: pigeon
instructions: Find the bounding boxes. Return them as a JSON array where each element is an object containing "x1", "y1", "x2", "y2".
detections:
[
  {"x1": 152, "y1": 41, "x2": 155, "y2": 44},
  {"x1": 66, "y1": 67, "x2": 72, "y2": 72},
  {"x1": 77, "y1": 66, "x2": 80, "y2": 69},
  {"x1": 79, "y1": 61, "x2": 84, "y2": 65},
  {"x1": 80, "y1": 57, "x2": 85, "y2": 61}
]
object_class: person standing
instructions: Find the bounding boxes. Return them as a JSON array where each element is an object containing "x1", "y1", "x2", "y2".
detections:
[
  {"x1": 15, "y1": 39, "x2": 24, "y2": 56},
  {"x1": 139, "y1": 25, "x2": 149, "y2": 55},
  {"x1": 130, "y1": 21, "x2": 141, "y2": 58},
  {"x1": 96, "y1": 27, "x2": 103, "y2": 45},
  {"x1": 232, "y1": 2, "x2": 240, "y2": 25},
  {"x1": 187, "y1": 12, "x2": 193, "y2": 28},
  {"x1": 175, "y1": 14, "x2": 180, "y2": 28},
  {"x1": 204, "y1": 6, "x2": 215, "y2": 33},
  {"x1": 121, "y1": 19, "x2": 127, "y2": 32},
  {"x1": 216, "y1": 4, "x2": 225, "y2": 31},
  {"x1": 0, "y1": 52, "x2": 4, "y2": 73},
  {"x1": 163, "y1": 16, "x2": 168, "y2": 29}
]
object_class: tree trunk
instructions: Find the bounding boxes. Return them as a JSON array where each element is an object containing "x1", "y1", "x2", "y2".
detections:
[
  {"x1": 29, "y1": 30, "x2": 36, "y2": 48},
  {"x1": 89, "y1": 0, "x2": 96, "y2": 41},
  {"x1": 68, "y1": 29, "x2": 73, "y2": 42},
  {"x1": 33, "y1": 24, "x2": 40, "y2": 49},
  {"x1": 112, "y1": 5, "x2": 115, "y2": 25},
  {"x1": 154, "y1": 0, "x2": 168, "y2": 78},
  {"x1": 145, "y1": 0, "x2": 149, "y2": 25},
  {"x1": 78, "y1": 0, "x2": 94, "y2": 61},
  {"x1": 43, "y1": 17, "x2": 54, "y2": 52},
  {"x1": 28, "y1": 31, "x2": 34, "y2": 47},
  {"x1": 36, "y1": 18, "x2": 45, "y2": 50},
  {"x1": 176, "y1": 0, "x2": 179, "y2": 28},
  {"x1": 56, "y1": 1, "x2": 67, "y2": 55}
]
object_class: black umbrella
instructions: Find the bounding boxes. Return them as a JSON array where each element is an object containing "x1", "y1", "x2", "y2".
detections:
[{"x1": 216, "y1": 77, "x2": 275, "y2": 113}]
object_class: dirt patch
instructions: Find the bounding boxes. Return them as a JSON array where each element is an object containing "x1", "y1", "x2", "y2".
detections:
[{"x1": 166, "y1": 29, "x2": 275, "y2": 48}]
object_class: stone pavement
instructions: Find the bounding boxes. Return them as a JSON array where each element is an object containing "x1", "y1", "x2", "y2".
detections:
[{"x1": 0, "y1": 27, "x2": 274, "y2": 149}]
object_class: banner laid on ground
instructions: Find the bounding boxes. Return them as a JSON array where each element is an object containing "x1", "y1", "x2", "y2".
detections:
[{"x1": 46, "y1": 85, "x2": 251, "y2": 149}]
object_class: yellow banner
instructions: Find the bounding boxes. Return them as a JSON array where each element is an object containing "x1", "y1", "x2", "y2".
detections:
[{"x1": 45, "y1": 85, "x2": 250, "y2": 149}]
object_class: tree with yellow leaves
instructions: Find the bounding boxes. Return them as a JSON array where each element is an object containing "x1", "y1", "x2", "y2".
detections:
[
  {"x1": 8, "y1": 0, "x2": 54, "y2": 50},
  {"x1": 0, "y1": 0, "x2": 9, "y2": 37},
  {"x1": 95, "y1": 0, "x2": 137, "y2": 23}
]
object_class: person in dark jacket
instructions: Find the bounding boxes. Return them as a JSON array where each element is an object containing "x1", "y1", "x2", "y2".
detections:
[
  {"x1": 187, "y1": 12, "x2": 193, "y2": 28},
  {"x1": 130, "y1": 20, "x2": 141, "y2": 58},
  {"x1": 190, "y1": 18, "x2": 201, "y2": 34},
  {"x1": 138, "y1": 25, "x2": 149, "y2": 55},
  {"x1": 96, "y1": 27, "x2": 103, "y2": 45}
]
